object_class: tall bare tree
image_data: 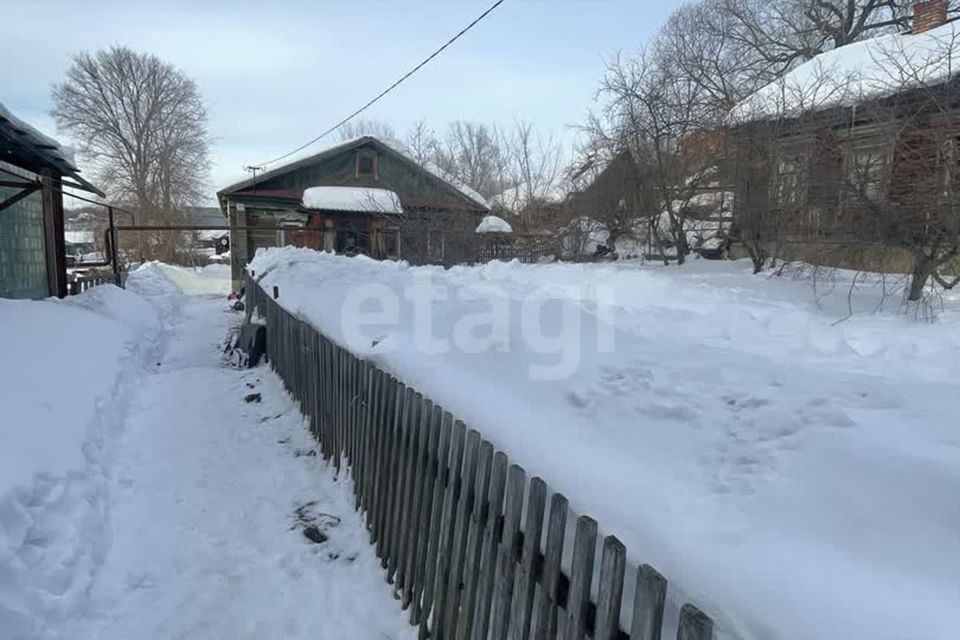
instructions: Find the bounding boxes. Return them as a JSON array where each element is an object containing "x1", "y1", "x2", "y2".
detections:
[{"x1": 52, "y1": 46, "x2": 210, "y2": 216}]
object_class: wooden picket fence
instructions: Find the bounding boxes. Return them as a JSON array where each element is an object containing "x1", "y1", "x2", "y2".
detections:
[{"x1": 245, "y1": 272, "x2": 716, "y2": 640}]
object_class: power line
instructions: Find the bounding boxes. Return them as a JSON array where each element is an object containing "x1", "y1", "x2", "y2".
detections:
[{"x1": 254, "y1": 0, "x2": 507, "y2": 169}]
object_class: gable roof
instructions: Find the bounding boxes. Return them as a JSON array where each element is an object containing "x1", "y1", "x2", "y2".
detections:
[
  {"x1": 218, "y1": 136, "x2": 488, "y2": 211},
  {"x1": 731, "y1": 20, "x2": 960, "y2": 123}
]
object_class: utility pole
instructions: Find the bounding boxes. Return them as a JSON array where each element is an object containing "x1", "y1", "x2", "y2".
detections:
[{"x1": 244, "y1": 165, "x2": 264, "y2": 195}]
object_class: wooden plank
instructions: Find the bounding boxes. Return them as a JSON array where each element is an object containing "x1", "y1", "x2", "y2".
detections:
[
  {"x1": 357, "y1": 363, "x2": 375, "y2": 513},
  {"x1": 353, "y1": 359, "x2": 368, "y2": 510},
  {"x1": 530, "y1": 492, "x2": 569, "y2": 640},
  {"x1": 402, "y1": 396, "x2": 433, "y2": 610},
  {"x1": 365, "y1": 369, "x2": 384, "y2": 532},
  {"x1": 441, "y1": 428, "x2": 481, "y2": 639},
  {"x1": 629, "y1": 565, "x2": 667, "y2": 640},
  {"x1": 676, "y1": 604, "x2": 713, "y2": 640},
  {"x1": 469, "y1": 451, "x2": 508, "y2": 640},
  {"x1": 594, "y1": 536, "x2": 626, "y2": 640},
  {"x1": 563, "y1": 516, "x2": 598, "y2": 640},
  {"x1": 454, "y1": 439, "x2": 494, "y2": 640},
  {"x1": 395, "y1": 391, "x2": 423, "y2": 590},
  {"x1": 388, "y1": 387, "x2": 416, "y2": 584},
  {"x1": 409, "y1": 404, "x2": 443, "y2": 624},
  {"x1": 507, "y1": 476, "x2": 547, "y2": 640},
  {"x1": 489, "y1": 464, "x2": 527, "y2": 640},
  {"x1": 369, "y1": 371, "x2": 390, "y2": 545},
  {"x1": 420, "y1": 415, "x2": 464, "y2": 639},
  {"x1": 415, "y1": 408, "x2": 451, "y2": 630},
  {"x1": 374, "y1": 376, "x2": 400, "y2": 562}
]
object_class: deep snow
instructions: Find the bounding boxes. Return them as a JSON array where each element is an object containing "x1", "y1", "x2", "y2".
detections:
[
  {"x1": 1, "y1": 262, "x2": 413, "y2": 640},
  {"x1": 249, "y1": 247, "x2": 960, "y2": 640}
]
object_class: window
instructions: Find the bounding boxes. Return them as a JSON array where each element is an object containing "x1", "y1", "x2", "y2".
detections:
[
  {"x1": 356, "y1": 152, "x2": 377, "y2": 178},
  {"x1": 384, "y1": 228, "x2": 401, "y2": 259},
  {"x1": 844, "y1": 149, "x2": 888, "y2": 203},
  {"x1": 773, "y1": 155, "x2": 806, "y2": 208},
  {"x1": 427, "y1": 230, "x2": 444, "y2": 260}
]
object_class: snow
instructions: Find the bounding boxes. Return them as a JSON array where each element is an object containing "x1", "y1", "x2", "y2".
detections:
[
  {"x1": 302, "y1": 185, "x2": 404, "y2": 215},
  {"x1": 1, "y1": 260, "x2": 412, "y2": 640},
  {"x1": 731, "y1": 21, "x2": 960, "y2": 121},
  {"x1": 250, "y1": 247, "x2": 960, "y2": 640},
  {"x1": 64, "y1": 230, "x2": 95, "y2": 245},
  {"x1": 475, "y1": 214, "x2": 513, "y2": 233},
  {"x1": 489, "y1": 183, "x2": 565, "y2": 214}
]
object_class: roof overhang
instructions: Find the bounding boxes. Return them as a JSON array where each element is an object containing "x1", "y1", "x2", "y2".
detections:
[{"x1": 0, "y1": 105, "x2": 104, "y2": 197}]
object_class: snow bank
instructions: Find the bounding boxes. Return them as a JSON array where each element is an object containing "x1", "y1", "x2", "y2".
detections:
[
  {"x1": 249, "y1": 247, "x2": 960, "y2": 640},
  {"x1": 0, "y1": 282, "x2": 164, "y2": 638},
  {"x1": 0, "y1": 261, "x2": 229, "y2": 638},
  {"x1": 302, "y1": 186, "x2": 403, "y2": 215},
  {"x1": 475, "y1": 214, "x2": 513, "y2": 233}
]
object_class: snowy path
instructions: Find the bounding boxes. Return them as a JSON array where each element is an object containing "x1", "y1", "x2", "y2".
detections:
[{"x1": 73, "y1": 294, "x2": 414, "y2": 640}]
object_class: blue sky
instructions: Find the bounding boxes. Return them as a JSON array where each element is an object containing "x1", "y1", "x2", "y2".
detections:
[{"x1": 0, "y1": 0, "x2": 679, "y2": 199}]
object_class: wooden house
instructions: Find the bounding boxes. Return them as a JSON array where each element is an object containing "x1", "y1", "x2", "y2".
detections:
[
  {"x1": 217, "y1": 136, "x2": 489, "y2": 289},
  {"x1": 0, "y1": 102, "x2": 102, "y2": 299},
  {"x1": 728, "y1": 1, "x2": 960, "y2": 272}
]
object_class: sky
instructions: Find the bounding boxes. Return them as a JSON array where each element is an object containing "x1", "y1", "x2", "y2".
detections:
[{"x1": 0, "y1": 0, "x2": 680, "y2": 203}]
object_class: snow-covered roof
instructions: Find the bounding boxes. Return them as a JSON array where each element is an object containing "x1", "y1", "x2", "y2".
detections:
[
  {"x1": 475, "y1": 215, "x2": 513, "y2": 233},
  {"x1": 219, "y1": 136, "x2": 488, "y2": 211},
  {"x1": 0, "y1": 101, "x2": 102, "y2": 196},
  {"x1": 490, "y1": 183, "x2": 565, "y2": 214},
  {"x1": 731, "y1": 20, "x2": 960, "y2": 122},
  {"x1": 302, "y1": 186, "x2": 403, "y2": 215}
]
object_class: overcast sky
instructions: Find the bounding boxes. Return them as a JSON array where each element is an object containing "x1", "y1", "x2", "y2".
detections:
[{"x1": 1, "y1": 0, "x2": 679, "y2": 203}]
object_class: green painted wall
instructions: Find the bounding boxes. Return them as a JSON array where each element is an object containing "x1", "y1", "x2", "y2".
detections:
[{"x1": 0, "y1": 161, "x2": 48, "y2": 299}]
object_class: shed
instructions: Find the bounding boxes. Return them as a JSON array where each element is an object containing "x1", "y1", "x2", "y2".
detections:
[{"x1": 0, "y1": 102, "x2": 102, "y2": 299}]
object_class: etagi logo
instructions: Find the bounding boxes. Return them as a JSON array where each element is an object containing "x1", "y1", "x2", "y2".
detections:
[{"x1": 340, "y1": 273, "x2": 616, "y2": 381}]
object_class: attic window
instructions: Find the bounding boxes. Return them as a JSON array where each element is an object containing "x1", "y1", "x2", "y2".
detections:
[{"x1": 356, "y1": 152, "x2": 378, "y2": 178}]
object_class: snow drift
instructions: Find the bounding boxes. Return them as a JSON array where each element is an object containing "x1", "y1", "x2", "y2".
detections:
[{"x1": 249, "y1": 247, "x2": 960, "y2": 640}]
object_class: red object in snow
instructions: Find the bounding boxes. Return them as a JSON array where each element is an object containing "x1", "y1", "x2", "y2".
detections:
[{"x1": 228, "y1": 291, "x2": 238, "y2": 300}]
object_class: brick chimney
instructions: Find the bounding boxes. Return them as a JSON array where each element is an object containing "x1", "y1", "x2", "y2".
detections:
[{"x1": 914, "y1": 0, "x2": 948, "y2": 33}]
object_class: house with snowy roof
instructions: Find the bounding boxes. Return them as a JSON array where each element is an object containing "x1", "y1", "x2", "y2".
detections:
[
  {"x1": 729, "y1": 0, "x2": 960, "y2": 272},
  {"x1": 217, "y1": 136, "x2": 489, "y2": 289}
]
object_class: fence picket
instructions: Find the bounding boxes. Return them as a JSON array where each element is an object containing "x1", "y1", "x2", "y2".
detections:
[
  {"x1": 395, "y1": 391, "x2": 423, "y2": 590},
  {"x1": 422, "y1": 417, "x2": 466, "y2": 639},
  {"x1": 403, "y1": 397, "x2": 433, "y2": 610},
  {"x1": 508, "y1": 476, "x2": 547, "y2": 640},
  {"x1": 563, "y1": 516, "x2": 598, "y2": 640},
  {"x1": 454, "y1": 439, "x2": 494, "y2": 640},
  {"x1": 630, "y1": 564, "x2": 667, "y2": 640},
  {"x1": 441, "y1": 428, "x2": 481, "y2": 639},
  {"x1": 530, "y1": 492, "x2": 568, "y2": 640},
  {"x1": 677, "y1": 604, "x2": 713, "y2": 640},
  {"x1": 595, "y1": 536, "x2": 626, "y2": 640},
  {"x1": 469, "y1": 451, "x2": 508, "y2": 640},
  {"x1": 416, "y1": 409, "x2": 452, "y2": 631},
  {"x1": 490, "y1": 464, "x2": 527, "y2": 640}
]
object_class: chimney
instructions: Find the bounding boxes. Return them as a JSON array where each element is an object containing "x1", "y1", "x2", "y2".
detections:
[{"x1": 914, "y1": 0, "x2": 948, "y2": 33}]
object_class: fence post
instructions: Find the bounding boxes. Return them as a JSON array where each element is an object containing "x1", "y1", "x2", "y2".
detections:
[
  {"x1": 563, "y1": 516, "x2": 599, "y2": 640},
  {"x1": 273, "y1": 285, "x2": 279, "y2": 299}
]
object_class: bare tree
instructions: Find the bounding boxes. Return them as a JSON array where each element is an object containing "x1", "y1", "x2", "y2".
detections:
[
  {"x1": 52, "y1": 46, "x2": 210, "y2": 217},
  {"x1": 433, "y1": 121, "x2": 509, "y2": 199},
  {"x1": 404, "y1": 119, "x2": 439, "y2": 166},
  {"x1": 338, "y1": 118, "x2": 398, "y2": 141}
]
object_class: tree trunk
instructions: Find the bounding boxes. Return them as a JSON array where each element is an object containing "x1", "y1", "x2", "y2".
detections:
[{"x1": 908, "y1": 253, "x2": 932, "y2": 302}]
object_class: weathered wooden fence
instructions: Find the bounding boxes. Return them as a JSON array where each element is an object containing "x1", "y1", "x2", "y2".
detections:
[{"x1": 245, "y1": 272, "x2": 716, "y2": 640}]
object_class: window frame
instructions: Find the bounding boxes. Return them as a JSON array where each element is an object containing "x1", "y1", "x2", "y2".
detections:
[{"x1": 355, "y1": 151, "x2": 378, "y2": 179}]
